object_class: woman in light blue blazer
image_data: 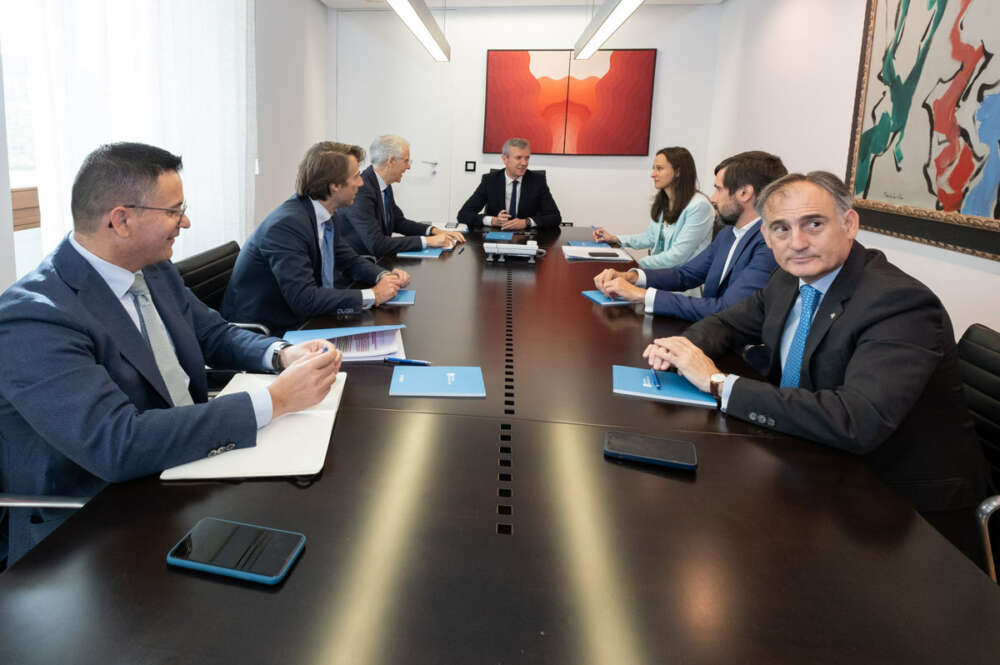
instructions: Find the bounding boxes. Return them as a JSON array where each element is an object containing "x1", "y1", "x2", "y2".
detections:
[{"x1": 593, "y1": 146, "x2": 714, "y2": 269}]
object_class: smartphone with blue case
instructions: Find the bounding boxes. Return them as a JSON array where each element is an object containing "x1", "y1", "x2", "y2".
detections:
[{"x1": 167, "y1": 517, "x2": 305, "y2": 585}]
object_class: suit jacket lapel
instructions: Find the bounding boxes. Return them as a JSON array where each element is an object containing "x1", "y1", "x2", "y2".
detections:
[
  {"x1": 762, "y1": 271, "x2": 800, "y2": 381},
  {"x1": 53, "y1": 240, "x2": 173, "y2": 405},
  {"x1": 704, "y1": 227, "x2": 735, "y2": 296},
  {"x1": 719, "y1": 223, "x2": 759, "y2": 289},
  {"x1": 296, "y1": 196, "x2": 323, "y2": 284},
  {"x1": 490, "y1": 170, "x2": 506, "y2": 215},
  {"x1": 144, "y1": 264, "x2": 204, "y2": 398}
]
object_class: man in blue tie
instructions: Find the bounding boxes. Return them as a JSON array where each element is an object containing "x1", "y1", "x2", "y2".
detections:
[
  {"x1": 338, "y1": 135, "x2": 465, "y2": 260},
  {"x1": 642, "y1": 171, "x2": 987, "y2": 562},
  {"x1": 593, "y1": 151, "x2": 786, "y2": 321},
  {"x1": 222, "y1": 141, "x2": 410, "y2": 335}
]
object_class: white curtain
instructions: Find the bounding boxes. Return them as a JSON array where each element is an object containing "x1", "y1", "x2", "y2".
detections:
[{"x1": 26, "y1": 0, "x2": 257, "y2": 259}]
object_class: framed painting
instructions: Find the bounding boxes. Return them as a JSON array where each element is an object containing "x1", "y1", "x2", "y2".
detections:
[
  {"x1": 482, "y1": 49, "x2": 656, "y2": 156},
  {"x1": 847, "y1": 0, "x2": 1000, "y2": 260}
]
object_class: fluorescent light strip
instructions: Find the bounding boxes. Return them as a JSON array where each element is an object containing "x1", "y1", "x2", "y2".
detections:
[
  {"x1": 385, "y1": 0, "x2": 451, "y2": 62},
  {"x1": 573, "y1": 0, "x2": 645, "y2": 60}
]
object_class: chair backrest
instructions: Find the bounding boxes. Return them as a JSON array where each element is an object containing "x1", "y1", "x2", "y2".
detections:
[
  {"x1": 957, "y1": 323, "x2": 1000, "y2": 491},
  {"x1": 173, "y1": 241, "x2": 240, "y2": 311}
]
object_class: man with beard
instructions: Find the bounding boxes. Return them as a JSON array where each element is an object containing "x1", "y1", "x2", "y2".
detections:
[{"x1": 593, "y1": 151, "x2": 786, "y2": 320}]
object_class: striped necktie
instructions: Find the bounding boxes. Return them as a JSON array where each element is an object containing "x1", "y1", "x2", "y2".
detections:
[{"x1": 321, "y1": 219, "x2": 335, "y2": 288}]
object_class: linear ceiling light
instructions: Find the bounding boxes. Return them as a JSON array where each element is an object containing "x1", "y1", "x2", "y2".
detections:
[
  {"x1": 573, "y1": 0, "x2": 645, "y2": 60},
  {"x1": 385, "y1": 0, "x2": 451, "y2": 62}
]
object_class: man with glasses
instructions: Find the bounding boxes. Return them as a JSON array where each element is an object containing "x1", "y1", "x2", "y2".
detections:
[
  {"x1": 338, "y1": 134, "x2": 465, "y2": 261},
  {"x1": 222, "y1": 141, "x2": 410, "y2": 335},
  {"x1": 0, "y1": 142, "x2": 344, "y2": 567}
]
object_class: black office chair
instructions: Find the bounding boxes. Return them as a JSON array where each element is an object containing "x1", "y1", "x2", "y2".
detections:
[
  {"x1": 956, "y1": 323, "x2": 1000, "y2": 581},
  {"x1": 173, "y1": 241, "x2": 269, "y2": 336}
]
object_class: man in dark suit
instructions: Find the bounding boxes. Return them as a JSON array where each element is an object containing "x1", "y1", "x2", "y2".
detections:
[
  {"x1": 594, "y1": 151, "x2": 786, "y2": 320},
  {"x1": 644, "y1": 171, "x2": 987, "y2": 560},
  {"x1": 222, "y1": 141, "x2": 410, "y2": 335},
  {"x1": 0, "y1": 143, "x2": 343, "y2": 566},
  {"x1": 456, "y1": 137, "x2": 561, "y2": 230},
  {"x1": 338, "y1": 134, "x2": 465, "y2": 259}
]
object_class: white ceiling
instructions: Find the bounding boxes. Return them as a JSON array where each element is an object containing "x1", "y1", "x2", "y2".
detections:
[{"x1": 320, "y1": 0, "x2": 722, "y2": 11}]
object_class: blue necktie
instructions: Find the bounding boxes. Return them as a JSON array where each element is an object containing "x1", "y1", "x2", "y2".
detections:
[
  {"x1": 383, "y1": 187, "x2": 393, "y2": 233},
  {"x1": 509, "y1": 179, "x2": 519, "y2": 219},
  {"x1": 780, "y1": 284, "x2": 821, "y2": 388},
  {"x1": 321, "y1": 219, "x2": 335, "y2": 288}
]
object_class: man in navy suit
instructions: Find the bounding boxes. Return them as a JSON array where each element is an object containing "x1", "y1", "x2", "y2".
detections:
[
  {"x1": 643, "y1": 171, "x2": 987, "y2": 562},
  {"x1": 594, "y1": 151, "x2": 786, "y2": 320},
  {"x1": 338, "y1": 135, "x2": 465, "y2": 259},
  {"x1": 0, "y1": 143, "x2": 343, "y2": 566},
  {"x1": 456, "y1": 137, "x2": 562, "y2": 230},
  {"x1": 222, "y1": 141, "x2": 410, "y2": 335}
]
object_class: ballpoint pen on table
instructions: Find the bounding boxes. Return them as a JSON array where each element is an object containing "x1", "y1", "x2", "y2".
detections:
[
  {"x1": 458, "y1": 245, "x2": 465, "y2": 254},
  {"x1": 385, "y1": 357, "x2": 431, "y2": 366}
]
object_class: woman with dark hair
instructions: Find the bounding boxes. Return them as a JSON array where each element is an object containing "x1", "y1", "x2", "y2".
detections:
[{"x1": 593, "y1": 147, "x2": 713, "y2": 269}]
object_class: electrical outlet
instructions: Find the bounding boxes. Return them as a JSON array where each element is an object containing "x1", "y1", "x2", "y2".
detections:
[{"x1": 465, "y1": 161, "x2": 476, "y2": 172}]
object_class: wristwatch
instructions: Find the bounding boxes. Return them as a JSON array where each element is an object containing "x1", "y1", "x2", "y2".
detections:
[
  {"x1": 271, "y1": 342, "x2": 292, "y2": 373},
  {"x1": 709, "y1": 373, "x2": 727, "y2": 407}
]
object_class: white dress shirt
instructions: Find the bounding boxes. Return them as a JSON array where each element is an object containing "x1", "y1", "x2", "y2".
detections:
[
  {"x1": 311, "y1": 199, "x2": 376, "y2": 308},
  {"x1": 720, "y1": 264, "x2": 844, "y2": 411},
  {"x1": 67, "y1": 233, "x2": 277, "y2": 427},
  {"x1": 483, "y1": 172, "x2": 536, "y2": 228}
]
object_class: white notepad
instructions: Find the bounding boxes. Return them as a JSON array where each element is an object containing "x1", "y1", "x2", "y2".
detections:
[
  {"x1": 561, "y1": 245, "x2": 633, "y2": 262},
  {"x1": 160, "y1": 371, "x2": 346, "y2": 480}
]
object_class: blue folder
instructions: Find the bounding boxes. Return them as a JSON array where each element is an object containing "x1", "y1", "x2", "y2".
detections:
[
  {"x1": 568, "y1": 241, "x2": 610, "y2": 247},
  {"x1": 397, "y1": 248, "x2": 444, "y2": 259},
  {"x1": 611, "y1": 365, "x2": 716, "y2": 408},
  {"x1": 283, "y1": 324, "x2": 405, "y2": 345},
  {"x1": 389, "y1": 366, "x2": 486, "y2": 397},
  {"x1": 582, "y1": 290, "x2": 632, "y2": 306},
  {"x1": 484, "y1": 231, "x2": 514, "y2": 241},
  {"x1": 384, "y1": 290, "x2": 415, "y2": 306}
]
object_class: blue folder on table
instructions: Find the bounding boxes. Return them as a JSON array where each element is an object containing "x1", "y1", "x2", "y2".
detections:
[
  {"x1": 568, "y1": 241, "x2": 610, "y2": 247},
  {"x1": 582, "y1": 290, "x2": 632, "y2": 306},
  {"x1": 389, "y1": 366, "x2": 486, "y2": 397},
  {"x1": 283, "y1": 324, "x2": 405, "y2": 345},
  {"x1": 612, "y1": 365, "x2": 716, "y2": 408},
  {"x1": 484, "y1": 231, "x2": 514, "y2": 241},
  {"x1": 384, "y1": 290, "x2": 415, "y2": 306},
  {"x1": 397, "y1": 248, "x2": 444, "y2": 259}
]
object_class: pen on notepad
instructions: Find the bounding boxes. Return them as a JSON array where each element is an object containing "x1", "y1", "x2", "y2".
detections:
[
  {"x1": 649, "y1": 369, "x2": 661, "y2": 390},
  {"x1": 458, "y1": 245, "x2": 465, "y2": 254},
  {"x1": 384, "y1": 357, "x2": 431, "y2": 366}
]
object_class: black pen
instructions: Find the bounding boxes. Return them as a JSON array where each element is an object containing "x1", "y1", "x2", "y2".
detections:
[{"x1": 458, "y1": 245, "x2": 465, "y2": 255}]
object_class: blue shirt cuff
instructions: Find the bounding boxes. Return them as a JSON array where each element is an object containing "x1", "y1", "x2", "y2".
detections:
[{"x1": 250, "y1": 385, "x2": 274, "y2": 428}]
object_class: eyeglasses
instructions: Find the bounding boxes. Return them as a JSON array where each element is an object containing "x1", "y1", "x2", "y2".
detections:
[{"x1": 122, "y1": 203, "x2": 188, "y2": 220}]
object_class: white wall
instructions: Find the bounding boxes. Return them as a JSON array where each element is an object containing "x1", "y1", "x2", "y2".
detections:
[
  {"x1": 332, "y1": 4, "x2": 724, "y2": 233},
  {"x1": 0, "y1": 48, "x2": 15, "y2": 290},
  {"x1": 254, "y1": 0, "x2": 331, "y2": 223},
  {"x1": 710, "y1": 0, "x2": 1000, "y2": 336}
]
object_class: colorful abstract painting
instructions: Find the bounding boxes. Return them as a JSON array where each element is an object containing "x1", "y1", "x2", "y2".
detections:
[
  {"x1": 849, "y1": 0, "x2": 1000, "y2": 250},
  {"x1": 483, "y1": 49, "x2": 656, "y2": 156}
]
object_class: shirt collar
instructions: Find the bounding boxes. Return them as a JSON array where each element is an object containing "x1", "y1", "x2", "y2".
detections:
[
  {"x1": 505, "y1": 172, "x2": 522, "y2": 185},
  {"x1": 731, "y1": 217, "x2": 760, "y2": 240},
  {"x1": 311, "y1": 198, "x2": 332, "y2": 228},
  {"x1": 375, "y1": 170, "x2": 389, "y2": 193},
  {"x1": 67, "y1": 232, "x2": 139, "y2": 299},
  {"x1": 799, "y1": 264, "x2": 843, "y2": 296}
]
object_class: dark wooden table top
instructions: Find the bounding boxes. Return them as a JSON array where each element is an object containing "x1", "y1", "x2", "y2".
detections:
[{"x1": 2, "y1": 227, "x2": 998, "y2": 664}]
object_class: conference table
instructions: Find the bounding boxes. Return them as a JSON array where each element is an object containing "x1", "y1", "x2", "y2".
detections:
[{"x1": 1, "y1": 227, "x2": 998, "y2": 664}]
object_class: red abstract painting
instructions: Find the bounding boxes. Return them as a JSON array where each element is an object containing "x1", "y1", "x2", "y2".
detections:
[{"x1": 483, "y1": 49, "x2": 656, "y2": 156}]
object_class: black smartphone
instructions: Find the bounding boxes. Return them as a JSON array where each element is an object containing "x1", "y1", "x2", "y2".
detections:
[
  {"x1": 603, "y1": 431, "x2": 698, "y2": 470},
  {"x1": 167, "y1": 517, "x2": 305, "y2": 585},
  {"x1": 588, "y1": 251, "x2": 621, "y2": 258}
]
